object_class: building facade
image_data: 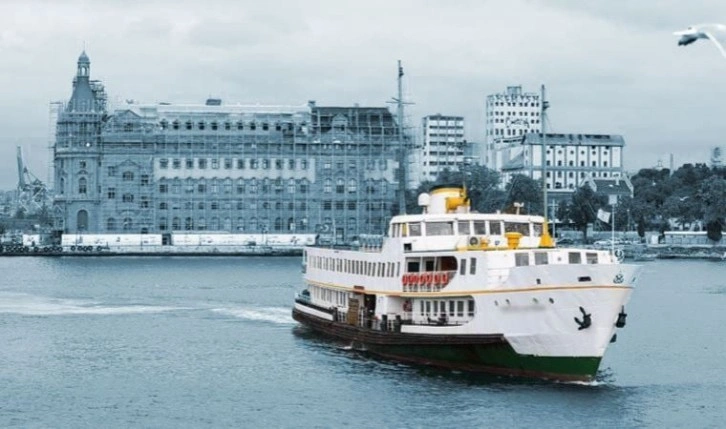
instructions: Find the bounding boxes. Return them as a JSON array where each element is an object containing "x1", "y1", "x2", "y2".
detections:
[
  {"x1": 495, "y1": 132, "x2": 626, "y2": 201},
  {"x1": 419, "y1": 114, "x2": 466, "y2": 182},
  {"x1": 53, "y1": 52, "x2": 402, "y2": 242},
  {"x1": 485, "y1": 86, "x2": 542, "y2": 168}
]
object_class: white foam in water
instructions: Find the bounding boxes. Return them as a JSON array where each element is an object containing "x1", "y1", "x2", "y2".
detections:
[
  {"x1": 212, "y1": 306, "x2": 294, "y2": 325},
  {"x1": 0, "y1": 292, "x2": 183, "y2": 316}
]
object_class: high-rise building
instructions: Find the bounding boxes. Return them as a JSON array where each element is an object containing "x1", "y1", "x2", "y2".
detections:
[
  {"x1": 485, "y1": 86, "x2": 542, "y2": 169},
  {"x1": 52, "y1": 52, "x2": 402, "y2": 243},
  {"x1": 419, "y1": 114, "x2": 465, "y2": 182}
]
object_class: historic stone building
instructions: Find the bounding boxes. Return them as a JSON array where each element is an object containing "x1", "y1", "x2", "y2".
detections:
[{"x1": 53, "y1": 52, "x2": 402, "y2": 242}]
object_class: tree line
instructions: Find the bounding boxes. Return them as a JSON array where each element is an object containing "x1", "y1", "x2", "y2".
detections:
[{"x1": 403, "y1": 164, "x2": 726, "y2": 242}]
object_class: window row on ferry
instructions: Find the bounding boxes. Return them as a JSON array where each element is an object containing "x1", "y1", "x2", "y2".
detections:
[
  {"x1": 308, "y1": 255, "x2": 401, "y2": 278},
  {"x1": 391, "y1": 220, "x2": 542, "y2": 238}
]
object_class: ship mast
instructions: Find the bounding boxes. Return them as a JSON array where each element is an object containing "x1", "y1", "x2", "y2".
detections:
[
  {"x1": 540, "y1": 84, "x2": 554, "y2": 247},
  {"x1": 396, "y1": 60, "x2": 407, "y2": 215}
]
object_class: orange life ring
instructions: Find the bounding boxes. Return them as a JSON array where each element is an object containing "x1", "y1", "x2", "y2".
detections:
[
  {"x1": 425, "y1": 272, "x2": 434, "y2": 285},
  {"x1": 418, "y1": 273, "x2": 427, "y2": 286},
  {"x1": 441, "y1": 271, "x2": 450, "y2": 286},
  {"x1": 402, "y1": 274, "x2": 409, "y2": 286},
  {"x1": 433, "y1": 272, "x2": 442, "y2": 285}
]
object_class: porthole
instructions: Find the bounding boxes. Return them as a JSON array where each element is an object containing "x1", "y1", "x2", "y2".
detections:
[{"x1": 549, "y1": 298, "x2": 554, "y2": 304}]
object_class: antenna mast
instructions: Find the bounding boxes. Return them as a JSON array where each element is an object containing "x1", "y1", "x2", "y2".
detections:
[
  {"x1": 396, "y1": 60, "x2": 407, "y2": 215},
  {"x1": 539, "y1": 84, "x2": 554, "y2": 248}
]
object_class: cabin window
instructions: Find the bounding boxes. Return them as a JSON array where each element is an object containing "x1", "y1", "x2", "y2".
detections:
[
  {"x1": 458, "y1": 221, "x2": 471, "y2": 235},
  {"x1": 470, "y1": 257, "x2": 477, "y2": 274},
  {"x1": 468, "y1": 299, "x2": 475, "y2": 316},
  {"x1": 457, "y1": 301, "x2": 464, "y2": 317},
  {"x1": 425, "y1": 260, "x2": 435, "y2": 271},
  {"x1": 425, "y1": 301, "x2": 431, "y2": 315},
  {"x1": 568, "y1": 252, "x2": 582, "y2": 264},
  {"x1": 449, "y1": 301, "x2": 455, "y2": 316},
  {"x1": 420, "y1": 301, "x2": 425, "y2": 315},
  {"x1": 533, "y1": 223, "x2": 543, "y2": 237},
  {"x1": 409, "y1": 223, "x2": 422, "y2": 236},
  {"x1": 515, "y1": 253, "x2": 530, "y2": 266},
  {"x1": 505, "y1": 222, "x2": 530, "y2": 235},
  {"x1": 586, "y1": 253, "x2": 598, "y2": 264},
  {"x1": 489, "y1": 221, "x2": 502, "y2": 235},
  {"x1": 433, "y1": 301, "x2": 438, "y2": 314},
  {"x1": 534, "y1": 252, "x2": 548, "y2": 265},
  {"x1": 459, "y1": 258, "x2": 467, "y2": 275},
  {"x1": 407, "y1": 260, "x2": 420, "y2": 273},
  {"x1": 396, "y1": 262, "x2": 400, "y2": 277},
  {"x1": 426, "y1": 221, "x2": 454, "y2": 236},
  {"x1": 473, "y1": 221, "x2": 487, "y2": 235}
]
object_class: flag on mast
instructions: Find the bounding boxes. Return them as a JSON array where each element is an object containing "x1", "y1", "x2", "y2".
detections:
[
  {"x1": 597, "y1": 208, "x2": 611, "y2": 224},
  {"x1": 398, "y1": 64, "x2": 404, "y2": 78}
]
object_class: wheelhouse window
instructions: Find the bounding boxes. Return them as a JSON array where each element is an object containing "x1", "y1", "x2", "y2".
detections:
[
  {"x1": 586, "y1": 252, "x2": 598, "y2": 264},
  {"x1": 457, "y1": 221, "x2": 471, "y2": 235},
  {"x1": 489, "y1": 221, "x2": 502, "y2": 235},
  {"x1": 408, "y1": 222, "x2": 422, "y2": 237},
  {"x1": 505, "y1": 222, "x2": 530, "y2": 236},
  {"x1": 473, "y1": 221, "x2": 486, "y2": 235},
  {"x1": 426, "y1": 222, "x2": 454, "y2": 236}
]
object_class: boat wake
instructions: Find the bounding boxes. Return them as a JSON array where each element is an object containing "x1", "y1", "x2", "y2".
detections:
[
  {"x1": 211, "y1": 306, "x2": 294, "y2": 325},
  {"x1": 0, "y1": 292, "x2": 184, "y2": 316}
]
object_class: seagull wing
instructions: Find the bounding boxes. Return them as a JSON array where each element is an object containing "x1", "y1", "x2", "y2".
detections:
[{"x1": 703, "y1": 31, "x2": 726, "y2": 58}]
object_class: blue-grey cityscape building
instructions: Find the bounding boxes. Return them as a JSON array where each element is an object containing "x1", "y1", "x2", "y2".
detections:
[{"x1": 53, "y1": 52, "x2": 402, "y2": 242}]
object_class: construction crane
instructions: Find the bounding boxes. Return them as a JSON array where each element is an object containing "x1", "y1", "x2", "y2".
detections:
[{"x1": 16, "y1": 146, "x2": 51, "y2": 215}]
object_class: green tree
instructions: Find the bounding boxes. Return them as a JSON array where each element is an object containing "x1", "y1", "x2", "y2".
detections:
[
  {"x1": 560, "y1": 186, "x2": 606, "y2": 242},
  {"x1": 504, "y1": 174, "x2": 543, "y2": 215}
]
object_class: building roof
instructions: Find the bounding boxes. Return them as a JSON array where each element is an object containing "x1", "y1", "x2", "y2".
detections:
[
  {"x1": 522, "y1": 133, "x2": 625, "y2": 147},
  {"x1": 585, "y1": 176, "x2": 633, "y2": 197},
  {"x1": 501, "y1": 151, "x2": 525, "y2": 171}
]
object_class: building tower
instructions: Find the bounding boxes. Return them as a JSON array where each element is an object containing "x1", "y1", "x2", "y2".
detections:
[
  {"x1": 484, "y1": 86, "x2": 542, "y2": 170},
  {"x1": 420, "y1": 114, "x2": 465, "y2": 182},
  {"x1": 53, "y1": 51, "x2": 107, "y2": 233}
]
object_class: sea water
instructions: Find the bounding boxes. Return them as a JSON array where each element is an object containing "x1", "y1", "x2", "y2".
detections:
[{"x1": 0, "y1": 256, "x2": 724, "y2": 428}]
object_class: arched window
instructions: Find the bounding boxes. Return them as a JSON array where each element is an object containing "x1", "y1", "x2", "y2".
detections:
[
  {"x1": 348, "y1": 179, "x2": 357, "y2": 193},
  {"x1": 223, "y1": 217, "x2": 232, "y2": 231},
  {"x1": 185, "y1": 217, "x2": 194, "y2": 230},
  {"x1": 288, "y1": 217, "x2": 295, "y2": 231},
  {"x1": 172, "y1": 217, "x2": 181, "y2": 230},
  {"x1": 287, "y1": 178, "x2": 296, "y2": 194},
  {"x1": 210, "y1": 217, "x2": 219, "y2": 230},
  {"x1": 197, "y1": 217, "x2": 206, "y2": 230},
  {"x1": 274, "y1": 217, "x2": 283, "y2": 231},
  {"x1": 78, "y1": 177, "x2": 87, "y2": 195},
  {"x1": 236, "y1": 217, "x2": 245, "y2": 231},
  {"x1": 224, "y1": 179, "x2": 232, "y2": 194},
  {"x1": 336, "y1": 178, "x2": 345, "y2": 193},
  {"x1": 159, "y1": 217, "x2": 167, "y2": 231},
  {"x1": 122, "y1": 217, "x2": 133, "y2": 231},
  {"x1": 297, "y1": 217, "x2": 307, "y2": 231},
  {"x1": 77, "y1": 210, "x2": 88, "y2": 231},
  {"x1": 324, "y1": 178, "x2": 332, "y2": 193},
  {"x1": 249, "y1": 217, "x2": 258, "y2": 231},
  {"x1": 107, "y1": 217, "x2": 116, "y2": 231}
]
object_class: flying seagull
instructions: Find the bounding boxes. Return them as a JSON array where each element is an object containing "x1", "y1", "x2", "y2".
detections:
[{"x1": 674, "y1": 24, "x2": 726, "y2": 58}]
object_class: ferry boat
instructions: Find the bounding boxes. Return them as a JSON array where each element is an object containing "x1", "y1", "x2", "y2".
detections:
[{"x1": 292, "y1": 186, "x2": 641, "y2": 381}]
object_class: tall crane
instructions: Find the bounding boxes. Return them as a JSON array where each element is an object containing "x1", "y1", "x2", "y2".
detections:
[{"x1": 16, "y1": 146, "x2": 50, "y2": 215}]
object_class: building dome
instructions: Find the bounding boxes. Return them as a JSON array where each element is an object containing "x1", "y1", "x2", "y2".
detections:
[{"x1": 78, "y1": 50, "x2": 90, "y2": 64}]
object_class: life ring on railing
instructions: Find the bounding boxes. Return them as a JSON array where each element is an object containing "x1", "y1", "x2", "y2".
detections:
[
  {"x1": 441, "y1": 271, "x2": 450, "y2": 286},
  {"x1": 614, "y1": 248, "x2": 625, "y2": 261},
  {"x1": 403, "y1": 299, "x2": 412, "y2": 312},
  {"x1": 425, "y1": 272, "x2": 434, "y2": 285},
  {"x1": 401, "y1": 274, "x2": 408, "y2": 286},
  {"x1": 433, "y1": 272, "x2": 442, "y2": 285}
]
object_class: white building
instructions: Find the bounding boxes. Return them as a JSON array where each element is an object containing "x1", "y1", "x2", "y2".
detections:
[
  {"x1": 419, "y1": 114, "x2": 465, "y2": 182},
  {"x1": 485, "y1": 86, "x2": 542, "y2": 168},
  {"x1": 496, "y1": 132, "x2": 626, "y2": 200}
]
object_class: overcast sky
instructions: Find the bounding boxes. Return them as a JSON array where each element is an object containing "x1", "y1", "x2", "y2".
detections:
[{"x1": 1, "y1": 0, "x2": 725, "y2": 189}]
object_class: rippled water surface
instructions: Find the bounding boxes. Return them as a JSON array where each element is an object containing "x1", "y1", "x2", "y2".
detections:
[{"x1": 0, "y1": 256, "x2": 724, "y2": 428}]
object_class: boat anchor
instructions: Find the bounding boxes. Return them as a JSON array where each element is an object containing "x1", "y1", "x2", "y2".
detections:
[
  {"x1": 574, "y1": 306, "x2": 591, "y2": 330},
  {"x1": 615, "y1": 306, "x2": 627, "y2": 328}
]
